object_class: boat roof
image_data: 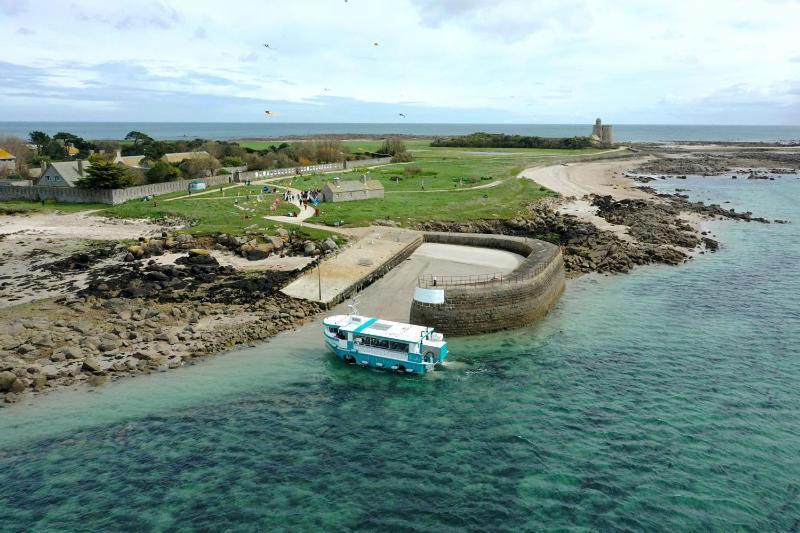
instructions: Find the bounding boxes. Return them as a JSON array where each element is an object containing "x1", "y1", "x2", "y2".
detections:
[{"x1": 324, "y1": 315, "x2": 434, "y2": 343}]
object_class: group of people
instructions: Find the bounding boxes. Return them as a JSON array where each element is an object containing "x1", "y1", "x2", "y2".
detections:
[{"x1": 283, "y1": 188, "x2": 322, "y2": 208}]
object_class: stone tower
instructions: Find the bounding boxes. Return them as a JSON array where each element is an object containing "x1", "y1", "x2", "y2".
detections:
[
  {"x1": 601, "y1": 125, "x2": 613, "y2": 144},
  {"x1": 591, "y1": 118, "x2": 613, "y2": 144},
  {"x1": 592, "y1": 118, "x2": 602, "y2": 139}
]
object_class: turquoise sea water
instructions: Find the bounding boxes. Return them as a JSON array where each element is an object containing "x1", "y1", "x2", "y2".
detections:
[
  {"x1": 1, "y1": 175, "x2": 799, "y2": 530},
  {"x1": 1, "y1": 122, "x2": 799, "y2": 143}
]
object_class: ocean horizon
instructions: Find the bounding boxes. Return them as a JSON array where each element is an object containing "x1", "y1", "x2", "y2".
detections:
[{"x1": 1, "y1": 122, "x2": 799, "y2": 143}]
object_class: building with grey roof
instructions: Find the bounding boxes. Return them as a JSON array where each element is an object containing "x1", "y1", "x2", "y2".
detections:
[
  {"x1": 322, "y1": 176, "x2": 384, "y2": 202},
  {"x1": 37, "y1": 160, "x2": 91, "y2": 187}
]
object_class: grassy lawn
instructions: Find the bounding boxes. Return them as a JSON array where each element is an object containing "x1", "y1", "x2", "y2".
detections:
[
  {"x1": 0, "y1": 200, "x2": 109, "y2": 214},
  {"x1": 190, "y1": 185, "x2": 281, "y2": 199},
  {"x1": 275, "y1": 146, "x2": 608, "y2": 193},
  {"x1": 101, "y1": 196, "x2": 340, "y2": 242},
  {"x1": 312, "y1": 178, "x2": 554, "y2": 227},
  {"x1": 259, "y1": 144, "x2": 623, "y2": 227}
]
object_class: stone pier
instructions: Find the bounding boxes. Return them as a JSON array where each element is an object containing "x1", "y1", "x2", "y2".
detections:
[{"x1": 409, "y1": 232, "x2": 566, "y2": 336}]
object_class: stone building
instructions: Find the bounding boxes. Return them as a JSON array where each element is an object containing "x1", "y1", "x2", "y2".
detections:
[
  {"x1": 322, "y1": 176, "x2": 384, "y2": 202},
  {"x1": 0, "y1": 148, "x2": 16, "y2": 174},
  {"x1": 37, "y1": 160, "x2": 91, "y2": 187},
  {"x1": 591, "y1": 118, "x2": 613, "y2": 144}
]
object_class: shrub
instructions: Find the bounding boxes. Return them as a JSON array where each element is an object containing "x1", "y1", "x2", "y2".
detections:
[
  {"x1": 431, "y1": 132, "x2": 593, "y2": 149},
  {"x1": 221, "y1": 156, "x2": 245, "y2": 167},
  {"x1": 403, "y1": 164, "x2": 423, "y2": 176},
  {"x1": 76, "y1": 161, "x2": 136, "y2": 189},
  {"x1": 146, "y1": 161, "x2": 182, "y2": 183}
]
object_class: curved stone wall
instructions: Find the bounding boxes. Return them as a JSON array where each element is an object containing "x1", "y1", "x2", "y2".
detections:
[{"x1": 410, "y1": 232, "x2": 565, "y2": 336}]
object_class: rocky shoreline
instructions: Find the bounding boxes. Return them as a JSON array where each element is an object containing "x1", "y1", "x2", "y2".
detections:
[
  {"x1": 418, "y1": 187, "x2": 772, "y2": 275},
  {"x1": 0, "y1": 247, "x2": 322, "y2": 403}
]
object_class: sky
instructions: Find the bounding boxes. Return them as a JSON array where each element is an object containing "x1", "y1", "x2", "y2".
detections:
[{"x1": 1, "y1": 0, "x2": 799, "y2": 124}]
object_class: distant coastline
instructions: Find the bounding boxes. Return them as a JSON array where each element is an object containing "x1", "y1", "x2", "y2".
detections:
[{"x1": 1, "y1": 122, "x2": 799, "y2": 143}]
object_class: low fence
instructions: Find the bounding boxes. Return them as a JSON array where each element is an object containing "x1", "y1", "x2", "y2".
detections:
[
  {"x1": 234, "y1": 157, "x2": 393, "y2": 182},
  {"x1": 0, "y1": 174, "x2": 233, "y2": 205},
  {"x1": 418, "y1": 265, "x2": 550, "y2": 288}
]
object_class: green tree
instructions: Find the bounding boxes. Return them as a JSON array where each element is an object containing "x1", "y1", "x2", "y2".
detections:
[
  {"x1": 180, "y1": 156, "x2": 220, "y2": 179},
  {"x1": 76, "y1": 160, "x2": 136, "y2": 189},
  {"x1": 125, "y1": 131, "x2": 154, "y2": 149},
  {"x1": 377, "y1": 138, "x2": 407, "y2": 156},
  {"x1": 221, "y1": 156, "x2": 245, "y2": 167},
  {"x1": 146, "y1": 161, "x2": 182, "y2": 183},
  {"x1": 142, "y1": 141, "x2": 168, "y2": 162},
  {"x1": 29, "y1": 131, "x2": 51, "y2": 154}
]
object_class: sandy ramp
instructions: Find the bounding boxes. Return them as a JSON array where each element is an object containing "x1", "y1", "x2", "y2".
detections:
[{"x1": 281, "y1": 228, "x2": 421, "y2": 304}]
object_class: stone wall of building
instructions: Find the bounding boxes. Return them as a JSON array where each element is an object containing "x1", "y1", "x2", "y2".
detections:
[{"x1": 410, "y1": 232, "x2": 565, "y2": 336}]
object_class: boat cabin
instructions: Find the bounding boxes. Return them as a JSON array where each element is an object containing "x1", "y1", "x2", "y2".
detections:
[{"x1": 323, "y1": 314, "x2": 447, "y2": 372}]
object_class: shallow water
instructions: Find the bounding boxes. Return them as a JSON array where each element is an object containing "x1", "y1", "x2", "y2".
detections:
[{"x1": 1, "y1": 175, "x2": 799, "y2": 531}]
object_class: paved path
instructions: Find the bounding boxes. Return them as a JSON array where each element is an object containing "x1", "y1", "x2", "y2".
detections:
[{"x1": 264, "y1": 185, "x2": 316, "y2": 224}]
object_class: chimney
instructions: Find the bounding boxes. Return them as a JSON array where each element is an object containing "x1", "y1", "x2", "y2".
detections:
[
  {"x1": 40, "y1": 160, "x2": 46, "y2": 173},
  {"x1": 334, "y1": 176, "x2": 341, "y2": 187},
  {"x1": 78, "y1": 160, "x2": 84, "y2": 177}
]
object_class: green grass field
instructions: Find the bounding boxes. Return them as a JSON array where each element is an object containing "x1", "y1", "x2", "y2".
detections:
[
  {"x1": 276, "y1": 145, "x2": 608, "y2": 194},
  {"x1": 99, "y1": 196, "x2": 333, "y2": 239},
  {"x1": 312, "y1": 178, "x2": 554, "y2": 227}
]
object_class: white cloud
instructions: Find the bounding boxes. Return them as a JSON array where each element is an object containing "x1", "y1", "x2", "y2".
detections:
[{"x1": 0, "y1": 0, "x2": 798, "y2": 123}]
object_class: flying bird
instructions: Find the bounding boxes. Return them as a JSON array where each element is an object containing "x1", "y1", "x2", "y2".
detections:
[
  {"x1": 398, "y1": 113, "x2": 406, "y2": 118},
  {"x1": 373, "y1": 42, "x2": 379, "y2": 47},
  {"x1": 323, "y1": 88, "x2": 332, "y2": 92},
  {"x1": 263, "y1": 43, "x2": 271, "y2": 49},
  {"x1": 265, "y1": 110, "x2": 278, "y2": 116}
]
